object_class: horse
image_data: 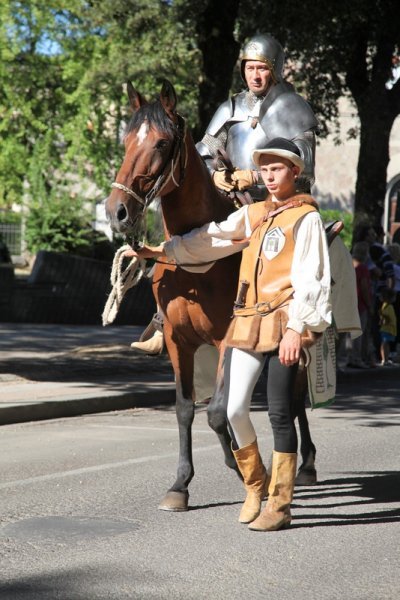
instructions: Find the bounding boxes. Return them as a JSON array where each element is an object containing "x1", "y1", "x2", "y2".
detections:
[{"x1": 105, "y1": 80, "x2": 317, "y2": 511}]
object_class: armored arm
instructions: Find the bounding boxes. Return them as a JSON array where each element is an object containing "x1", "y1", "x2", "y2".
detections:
[
  {"x1": 196, "y1": 98, "x2": 234, "y2": 177},
  {"x1": 292, "y1": 130, "x2": 316, "y2": 193},
  {"x1": 196, "y1": 133, "x2": 227, "y2": 177}
]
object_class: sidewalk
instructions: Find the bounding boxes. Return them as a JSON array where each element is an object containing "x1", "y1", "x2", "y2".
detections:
[
  {"x1": 1, "y1": 323, "x2": 399, "y2": 426},
  {"x1": 0, "y1": 323, "x2": 176, "y2": 426}
]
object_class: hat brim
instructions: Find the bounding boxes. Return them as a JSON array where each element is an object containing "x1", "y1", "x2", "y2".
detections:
[{"x1": 252, "y1": 148, "x2": 305, "y2": 173}]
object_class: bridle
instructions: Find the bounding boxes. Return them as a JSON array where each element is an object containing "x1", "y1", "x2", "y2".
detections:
[{"x1": 111, "y1": 113, "x2": 187, "y2": 247}]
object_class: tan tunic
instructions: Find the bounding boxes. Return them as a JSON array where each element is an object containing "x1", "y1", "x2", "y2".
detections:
[{"x1": 225, "y1": 196, "x2": 320, "y2": 352}]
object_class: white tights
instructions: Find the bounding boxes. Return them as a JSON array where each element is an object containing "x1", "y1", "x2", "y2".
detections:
[{"x1": 226, "y1": 348, "x2": 266, "y2": 448}]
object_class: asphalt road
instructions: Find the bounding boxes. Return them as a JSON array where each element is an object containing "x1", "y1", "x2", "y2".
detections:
[{"x1": 0, "y1": 384, "x2": 399, "y2": 600}]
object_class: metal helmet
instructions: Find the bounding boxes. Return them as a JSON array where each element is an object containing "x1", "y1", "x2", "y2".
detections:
[{"x1": 240, "y1": 34, "x2": 285, "y2": 85}]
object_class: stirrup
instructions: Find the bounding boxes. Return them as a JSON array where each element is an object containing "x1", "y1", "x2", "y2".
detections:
[
  {"x1": 151, "y1": 312, "x2": 164, "y2": 333},
  {"x1": 139, "y1": 312, "x2": 164, "y2": 342}
]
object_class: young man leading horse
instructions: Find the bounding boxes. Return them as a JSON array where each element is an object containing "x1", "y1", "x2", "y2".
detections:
[{"x1": 124, "y1": 138, "x2": 332, "y2": 532}]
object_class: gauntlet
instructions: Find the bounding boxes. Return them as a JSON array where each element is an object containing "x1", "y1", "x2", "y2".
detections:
[
  {"x1": 232, "y1": 169, "x2": 257, "y2": 191},
  {"x1": 212, "y1": 169, "x2": 235, "y2": 192}
]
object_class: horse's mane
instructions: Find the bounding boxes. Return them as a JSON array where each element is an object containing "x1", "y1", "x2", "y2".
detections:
[{"x1": 125, "y1": 100, "x2": 176, "y2": 137}]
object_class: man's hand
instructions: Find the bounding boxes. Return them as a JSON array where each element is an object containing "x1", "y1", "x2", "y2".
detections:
[
  {"x1": 212, "y1": 169, "x2": 235, "y2": 192},
  {"x1": 122, "y1": 243, "x2": 165, "y2": 261},
  {"x1": 279, "y1": 328, "x2": 302, "y2": 367},
  {"x1": 231, "y1": 169, "x2": 257, "y2": 191}
]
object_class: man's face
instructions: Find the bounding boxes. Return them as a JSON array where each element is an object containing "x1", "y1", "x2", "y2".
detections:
[
  {"x1": 259, "y1": 155, "x2": 299, "y2": 200},
  {"x1": 244, "y1": 60, "x2": 272, "y2": 95}
]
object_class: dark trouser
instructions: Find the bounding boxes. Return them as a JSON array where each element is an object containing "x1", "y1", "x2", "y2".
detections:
[{"x1": 267, "y1": 354, "x2": 299, "y2": 453}]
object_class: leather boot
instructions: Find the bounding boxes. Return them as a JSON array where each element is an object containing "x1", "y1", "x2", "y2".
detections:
[
  {"x1": 233, "y1": 439, "x2": 270, "y2": 524},
  {"x1": 248, "y1": 451, "x2": 296, "y2": 531},
  {"x1": 130, "y1": 330, "x2": 164, "y2": 355}
]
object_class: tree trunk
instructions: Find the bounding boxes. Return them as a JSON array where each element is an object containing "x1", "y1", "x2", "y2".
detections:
[
  {"x1": 194, "y1": 0, "x2": 240, "y2": 141},
  {"x1": 354, "y1": 102, "x2": 396, "y2": 228}
]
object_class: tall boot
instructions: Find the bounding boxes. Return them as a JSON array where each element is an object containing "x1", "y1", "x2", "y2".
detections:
[
  {"x1": 130, "y1": 330, "x2": 164, "y2": 355},
  {"x1": 233, "y1": 439, "x2": 270, "y2": 524},
  {"x1": 248, "y1": 450, "x2": 296, "y2": 531}
]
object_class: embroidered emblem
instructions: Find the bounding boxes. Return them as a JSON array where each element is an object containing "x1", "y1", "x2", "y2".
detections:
[{"x1": 262, "y1": 227, "x2": 285, "y2": 260}]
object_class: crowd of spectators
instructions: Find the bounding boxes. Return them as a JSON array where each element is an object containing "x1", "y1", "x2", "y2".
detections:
[{"x1": 344, "y1": 225, "x2": 399, "y2": 368}]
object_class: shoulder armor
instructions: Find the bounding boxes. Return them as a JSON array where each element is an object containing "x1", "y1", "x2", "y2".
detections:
[
  {"x1": 206, "y1": 98, "x2": 234, "y2": 136},
  {"x1": 259, "y1": 84, "x2": 319, "y2": 141},
  {"x1": 207, "y1": 92, "x2": 250, "y2": 136}
]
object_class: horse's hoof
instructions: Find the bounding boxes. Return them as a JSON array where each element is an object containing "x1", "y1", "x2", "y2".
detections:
[
  {"x1": 295, "y1": 467, "x2": 317, "y2": 486},
  {"x1": 158, "y1": 490, "x2": 189, "y2": 511}
]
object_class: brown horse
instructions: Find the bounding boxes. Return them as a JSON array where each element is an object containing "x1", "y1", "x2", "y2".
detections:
[{"x1": 105, "y1": 80, "x2": 243, "y2": 511}]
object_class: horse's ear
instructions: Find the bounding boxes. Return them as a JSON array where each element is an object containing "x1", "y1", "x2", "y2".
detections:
[
  {"x1": 127, "y1": 81, "x2": 146, "y2": 112},
  {"x1": 160, "y1": 80, "x2": 177, "y2": 118}
]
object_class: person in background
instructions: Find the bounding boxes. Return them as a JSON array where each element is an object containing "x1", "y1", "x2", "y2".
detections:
[
  {"x1": 352, "y1": 224, "x2": 394, "y2": 363},
  {"x1": 379, "y1": 288, "x2": 397, "y2": 366},
  {"x1": 348, "y1": 242, "x2": 373, "y2": 368},
  {"x1": 387, "y1": 243, "x2": 400, "y2": 361}
]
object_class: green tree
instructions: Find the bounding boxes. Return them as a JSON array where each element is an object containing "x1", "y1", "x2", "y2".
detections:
[{"x1": 0, "y1": 1, "x2": 201, "y2": 203}]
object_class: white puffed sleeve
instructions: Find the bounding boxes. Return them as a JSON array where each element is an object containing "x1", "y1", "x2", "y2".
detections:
[
  {"x1": 287, "y1": 212, "x2": 332, "y2": 334},
  {"x1": 163, "y1": 206, "x2": 251, "y2": 273}
]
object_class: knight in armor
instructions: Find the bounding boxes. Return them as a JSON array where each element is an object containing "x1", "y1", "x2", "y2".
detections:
[
  {"x1": 196, "y1": 33, "x2": 319, "y2": 199},
  {"x1": 124, "y1": 138, "x2": 333, "y2": 531},
  {"x1": 131, "y1": 33, "x2": 319, "y2": 356}
]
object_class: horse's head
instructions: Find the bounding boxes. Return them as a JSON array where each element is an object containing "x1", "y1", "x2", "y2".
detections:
[{"x1": 106, "y1": 80, "x2": 185, "y2": 242}]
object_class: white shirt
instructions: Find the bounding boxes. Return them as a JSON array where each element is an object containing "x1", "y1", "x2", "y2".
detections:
[{"x1": 164, "y1": 204, "x2": 332, "y2": 335}]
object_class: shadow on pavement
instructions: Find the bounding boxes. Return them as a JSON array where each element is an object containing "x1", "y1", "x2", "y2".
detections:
[{"x1": 292, "y1": 470, "x2": 400, "y2": 528}]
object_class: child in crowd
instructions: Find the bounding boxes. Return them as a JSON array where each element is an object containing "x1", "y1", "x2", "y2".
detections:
[
  {"x1": 387, "y1": 243, "x2": 400, "y2": 361},
  {"x1": 379, "y1": 288, "x2": 397, "y2": 366}
]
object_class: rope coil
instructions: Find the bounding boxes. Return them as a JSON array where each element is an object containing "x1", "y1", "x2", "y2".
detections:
[{"x1": 102, "y1": 244, "x2": 146, "y2": 326}]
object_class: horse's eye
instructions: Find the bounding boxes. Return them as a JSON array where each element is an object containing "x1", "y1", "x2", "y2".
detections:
[{"x1": 155, "y1": 140, "x2": 169, "y2": 151}]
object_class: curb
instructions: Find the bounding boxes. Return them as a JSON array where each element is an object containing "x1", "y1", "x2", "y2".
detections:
[{"x1": 0, "y1": 387, "x2": 176, "y2": 426}]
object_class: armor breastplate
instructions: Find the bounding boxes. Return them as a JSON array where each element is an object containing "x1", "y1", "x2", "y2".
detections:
[{"x1": 226, "y1": 120, "x2": 268, "y2": 170}]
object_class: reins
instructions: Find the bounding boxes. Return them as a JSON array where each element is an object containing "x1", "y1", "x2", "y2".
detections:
[
  {"x1": 104, "y1": 114, "x2": 188, "y2": 324},
  {"x1": 102, "y1": 245, "x2": 146, "y2": 326}
]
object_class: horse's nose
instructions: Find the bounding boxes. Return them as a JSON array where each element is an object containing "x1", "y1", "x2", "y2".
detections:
[{"x1": 116, "y1": 202, "x2": 128, "y2": 223}]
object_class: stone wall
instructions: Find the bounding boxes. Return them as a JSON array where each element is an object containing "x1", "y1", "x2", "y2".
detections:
[{"x1": 1, "y1": 251, "x2": 156, "y2": 325}]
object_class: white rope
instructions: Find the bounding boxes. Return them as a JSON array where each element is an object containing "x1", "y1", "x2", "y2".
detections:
[{"x1": 102, "y1": 244, "x2": 146, "y2": 326}]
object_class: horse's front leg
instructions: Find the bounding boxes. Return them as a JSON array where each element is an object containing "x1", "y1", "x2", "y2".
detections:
[
  {"x1": 158, "y1": 333, "x2": 195, "y2": 512},
  {"x1": 207, "y1": 346, "x2": 241, "y2": 477}
]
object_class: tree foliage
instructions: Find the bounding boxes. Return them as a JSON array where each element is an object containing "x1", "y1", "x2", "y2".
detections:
[
  {"x1": 1, "y1": 0, "x2": 400, "y2": 246},
  {"x1": 0, "y1": 1, "x2": 201, "y2": 210}
]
